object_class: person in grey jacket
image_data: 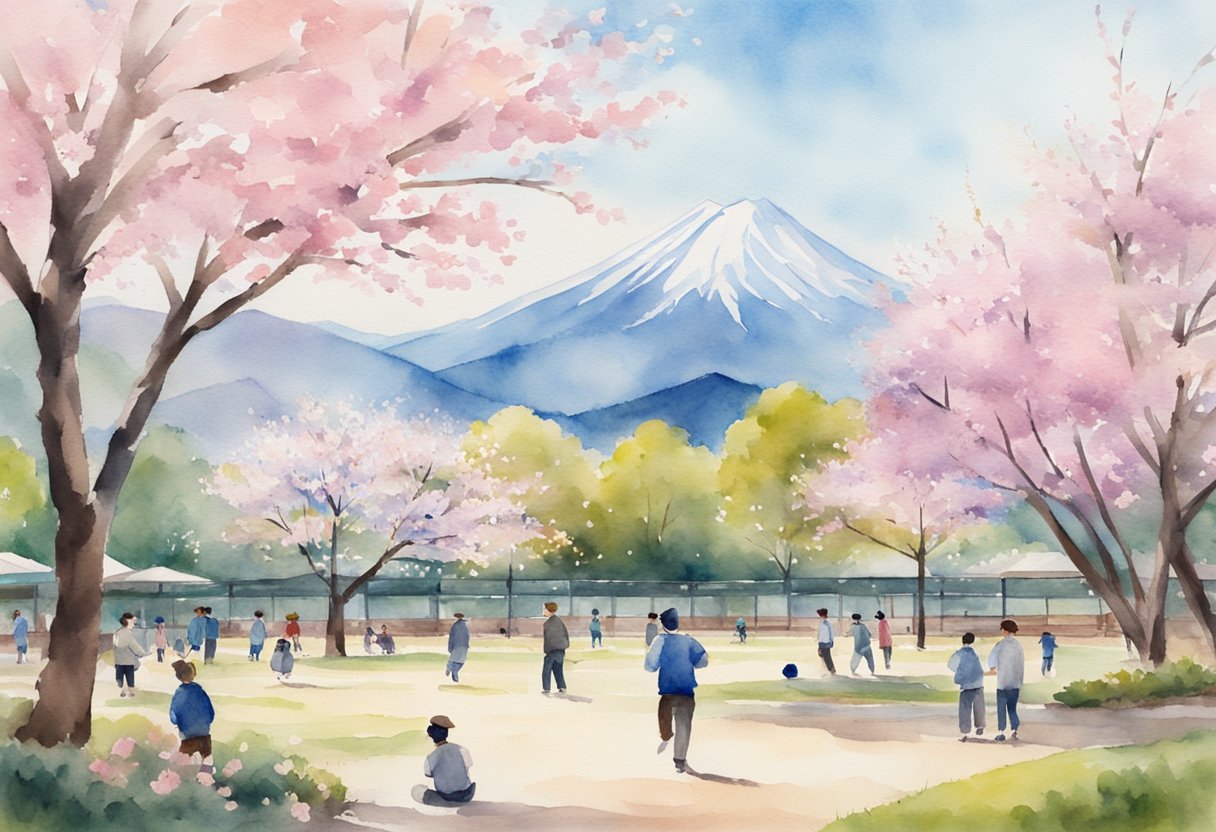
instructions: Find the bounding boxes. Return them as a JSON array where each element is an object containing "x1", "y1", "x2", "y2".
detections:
[
  {"x1": 848, "y1": 613, "x2": 875, "y2": 675},
  {"x1": 541, "y1": 602, "x2": 569, "y2": 694},
  {"x1": 948, "y1": 632, "x2": 986, "y2": 741},
  {"x1": 113, "y1": 612, "x2": 150, "y2": 698},
  {"x1": 645, "y1": 612, "x2": 660, "y2": 646},
  {"x1": 446, "y1": 612, "x2": 470, "y2": 682}
]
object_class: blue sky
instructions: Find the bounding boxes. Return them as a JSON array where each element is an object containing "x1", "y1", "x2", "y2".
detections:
[{"x1": 94, "y1": 1, "x2": 1216, "y2": 332}]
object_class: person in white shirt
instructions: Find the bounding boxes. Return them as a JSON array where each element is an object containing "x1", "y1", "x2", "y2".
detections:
[
  {"x1": 421, "y1": 715, "x2": 475, "y2": 804},
  {"x1": 816, "y1": 608, "x2": 836, "y2": 675},
  {"x1": 986, "y1": 619, "x2": 1025, "y2": 741}
]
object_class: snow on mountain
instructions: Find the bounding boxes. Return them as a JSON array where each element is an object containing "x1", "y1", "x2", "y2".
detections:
[{"x1": 388, "y1": 198, "x2": 892, "y2": 414}]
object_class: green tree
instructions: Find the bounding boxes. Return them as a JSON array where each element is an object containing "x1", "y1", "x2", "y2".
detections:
[{"x1": 718, "y1": 384, "x2": 864, "y2": 625}]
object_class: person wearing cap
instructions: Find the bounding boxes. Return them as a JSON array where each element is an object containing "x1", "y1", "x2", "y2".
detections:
[
  {"x1": 169, "y1": 659, "x2": 216, "y2": 775},
  {"x1": 848, "y1": 613, "x2": 875, "y2": 676},
  {"x1": 285, "y1": 612, "x2": 302, "y2": 652},
  {"x1": 203, "y1": 606, "x2": 220, "y2": 664},
  {"x1": 875, "y1": 611, "x2": 893, "y2": 670},
  {"x1": 421, "y1": 715, "x2": 476, "y2": 804},
  {"x1": 541, "y1": 602, "x2": 569, "y2": 694},
  {"x1": 11, "y1": 610, "x2": 29, "y2": 664},
  {"x1": 447, "y1": 613, "x2": 470, "y2": 682},
  {"x1": 186, "y1": 607, "x2": 207, "y2": 659},
  {"x1": 644, "y1": 608, "x2": 708, "y2": 774},
  {"x1": 153, "y1": 615, "x2": 169, "y2": 663},
  {"x1": 986, "y1": 619, "x2": 1025, "y2": 741}
]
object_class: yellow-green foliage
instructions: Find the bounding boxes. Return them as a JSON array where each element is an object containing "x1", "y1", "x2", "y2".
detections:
[
  {"x1": 824, "y1": 732, "x2": 1216, "y2": 832},
  {"x1": 0, "y1": 437, "x2": 43, "y2": 524},
  {"x1": 1053, "y1": 658, "x2": 1216, "y2": 707}
]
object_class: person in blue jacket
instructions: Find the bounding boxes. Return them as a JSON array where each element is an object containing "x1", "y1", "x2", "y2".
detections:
[
  {"x1": 249, "y1": 610, "x2": 267, "y2": 661},
  {"x1": 947, "y1": 632, "x2": 986, "y2": 742},
  {"x1": 186, "y1": 607, "x2": 207, "y2": 660},
  {"x1": 11, "y1": 609, "x2": 29, "y2": 664},
  {"x1": 1038, "y1": 631, "x2": 1057, "y2": 676},
  {"x1": 644, "y1": 608, "x2": 708, "y2": 774},
  {"x1": 170, "y1": 659, "x2": 216, "y2": 774},
  {"x1": 203, "y1": 606, "x2": 220, "y2": 664}
]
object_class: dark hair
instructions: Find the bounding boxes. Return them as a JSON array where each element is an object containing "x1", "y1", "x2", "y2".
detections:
[
  {"x1": 172, "y1": 659, "x2": 196, "y2": 682},
  {"x1": 203, "y1": 607, "x2": 212, "y2": 615},
  {"x1": 591, "y1": 608, "x2": 600, "y2": 616},
  {"x1": 851, "y1": 613, "x2": 862, "y2": 621},
  {"x1": 647, "y1": 612, "x2": 658, "y2": 620},
  {"x1": 962, "y1": 632, "x2": 975, "y2": 644},
  {"x1": 999, "y1": 619, "x2": 1019, "y2": 634},
  {"x1": 120, "y1": 612, "x2": 136, "y2": 625},
  {"x1": 254, "y1": 610, "x2": 264, "y2": 618},
  {"x1": 1041, "y1": 631, "x2": 1051, "y2": 636},
  {"x1": 816, "y1": 608, "x2": 829, "y2": 617},
  {"x1": 426, "y1": 723, "x2": 449, "y2": 744}
]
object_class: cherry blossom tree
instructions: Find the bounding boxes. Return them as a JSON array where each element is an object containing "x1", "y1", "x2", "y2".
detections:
[
  {"x1": 0, "y1": 0, "x2": 677, "y2": 744},
  {"x1": 212, "y1": 398, "x2": 537, "y2": 657},
  {"x1": 800, "y1": 396, "x2": 1006, "y2": 649},
  {"x1": 870, "y1": 12, "x2": 1216, "y2": 664}
]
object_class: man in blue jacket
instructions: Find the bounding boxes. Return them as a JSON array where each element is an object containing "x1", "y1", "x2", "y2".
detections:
[
  {"x1": 186, "y1": 607, "x2": 207, "y2": 660},
  {"x1": 644, "y1": 608, "x2": 708, "y2": 773},
  {"x1": 203, "y1": 606, "x2": 220, "y2": 664},
  {"x1": 947, "y1": 632, "x2": 986, "y2": 742},
  {"x1": 170, "y1": 659, "x2": 216, "y2": 774}
]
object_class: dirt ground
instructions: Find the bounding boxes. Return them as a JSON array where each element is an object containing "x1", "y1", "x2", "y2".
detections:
[{"x1": 1, "y1": 632, "x2": 1207, "y2": 831}]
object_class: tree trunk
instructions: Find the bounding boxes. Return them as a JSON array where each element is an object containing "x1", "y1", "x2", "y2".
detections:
[
  {"x1": 915, "y1": 552, "x2": 927, "y2": 650},
  {"x1": 783, "y1": 572, "x2": 792, "y2": 631},
  {"x1": 326, "y1": 594, "x2": 348, "y2": 657},
  {"x1": 1175, "y1": 542, "x2": 1216, "y2": 663}
]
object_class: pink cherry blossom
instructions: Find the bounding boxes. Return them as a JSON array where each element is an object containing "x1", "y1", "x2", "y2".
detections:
[{"x1": 150, "y1": 769, "x2": 182, "y2": 796}]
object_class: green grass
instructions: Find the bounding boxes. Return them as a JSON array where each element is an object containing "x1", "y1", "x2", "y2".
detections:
[
  {"x1": 823, "y1": 731, "x2": 1216, "y2": 832},
  {"x1": 310, "y1": 729, "x2": 430, "y2": 757}
]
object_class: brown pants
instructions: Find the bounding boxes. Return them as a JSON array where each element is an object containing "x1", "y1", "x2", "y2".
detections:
[
  {"x1": 658, "y1": 694, "x2": 696, "y2": 762},
  {"x1": 179, "y1": 735, "x2": 213, "y2": 758}
]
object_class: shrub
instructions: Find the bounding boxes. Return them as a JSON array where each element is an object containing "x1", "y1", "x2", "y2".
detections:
[
  {"x1": 0, "y1": 704, "x2": 347, "y2": 832},
  {"x1": 1053, "y1": 658, "x2": 1216, "y2": 708}
]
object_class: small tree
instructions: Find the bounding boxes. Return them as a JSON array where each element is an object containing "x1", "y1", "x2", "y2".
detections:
[
  {"x1": 213, "y1": 399, "x2": 536, "y2": 656},
  {"x1": 802, "y1": 404, "x2": 1004, "y2": 648}
]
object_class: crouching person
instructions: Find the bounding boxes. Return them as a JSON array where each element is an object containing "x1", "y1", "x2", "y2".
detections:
[
  {"x1": 169, "y1": 659, "x2": 216, "y2": 776},
  {"x1": 420, "y1": 715, "x2": 476, "y2": 804}
]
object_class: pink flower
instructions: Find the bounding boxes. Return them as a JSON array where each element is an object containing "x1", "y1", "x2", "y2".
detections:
[
  {"x1": 110, "y1": 737, "x2": 136, "y2": 759},
  {"x1": 217, "y1": 785, "x2": 233, "y2": 798},
  {"x1": 150, "y1": 769, "x2": 182, "y2": 796},
  {"x1": 290, "y1": 801, "x2": 311, "y2": 823},
  {"x1": 89, "y1": 759, "x2": 114, "y2": 779},
  {"x1": 225, "y1": 801, "x2": 239, "y2": 812},
  {"x1": 222, "y1": 759, "x2": 244, "y2": 777}
]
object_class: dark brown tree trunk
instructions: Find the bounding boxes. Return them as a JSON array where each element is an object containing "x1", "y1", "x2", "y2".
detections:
[
  {"x1": 326, "y1": 594, "x2": 348, "y2": 657},
  {"x1": 915, "y1": 550, "x2": 927, "y2": 650},
  {"x1": 1175, "y1": 542, "x2": 1216, "y2": 663}
]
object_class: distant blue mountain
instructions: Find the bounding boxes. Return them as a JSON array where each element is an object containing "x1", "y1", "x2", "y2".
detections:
[
  {"x1": 545, "y1": 373, "x2": 763, "y2": 451},
  {"x1": 387, "y1": 198, "x2": 893, "y2": 414}
]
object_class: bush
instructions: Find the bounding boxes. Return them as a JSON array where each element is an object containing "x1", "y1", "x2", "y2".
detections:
[
  {"x1": 0, "y1": 705, "x2": 347, "y2": 831},
  {"x1": 1053, "y1": 658, "x2": 1216, "y2": 708}
]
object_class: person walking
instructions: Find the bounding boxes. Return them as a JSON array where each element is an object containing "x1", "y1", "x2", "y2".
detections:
[
  {"x1": 849, "y1": 613, "x2": 876, "y2": 675},
  {"x1": 1038, "y1": 631, "x2": 1057, "y2": 676},
  {"x1": 947, "y1": 632, "x2": 986, "y2": 742},
  {"x1": 816, "y1": 608, "x2": 836, "y2": 675},
  {"x1": 541, "y1": 602, "x2": 569, "y2": 694},
  {"x1": 377, "y1": 624, "x2": 397, "y2": 655},
  {"x1": 645, "y1": 612, "x2": 660, "y2": 647},
  {"x1": 284, "y1": 612, "x2": 302, "y2": 652},
  {"x1": 203, "y1": 606, "x2": 219, "y2": 664},
  {"x1": 169, "y1": 659, "x2": 216, "y2": 775},
  {"x1": 11, "y1": 609, "x2": 29, "y2": 664},
  {"x1": 644, "y1": 608, "x2": 708, "y2": 774},
  {"x1": 186, "y1": 606, "x2": 207, "y2": 659},
  {"x1": 447, "y1": 612, "x2": 470, "y2": 682},
  {"x1": 876, "y1": 611, "x2": 893, "y2": 670},
  {"x1": 735, "y1": 616, "x2": 748, "y2": 643},
  {"x1": 153, "y1": 616, "x2": 169, "y2": 663},
  {"x1": 113, "y1": 612, "x2": 150, "y2": 698},
  {"x1": 420, "y1": 715, "x2": 476, "y2": 804},
  {"x1": 248, "y1": 610, "x2": 267, "y2": 661},
  {"x1": 987, "y1": 619, "x2": 1025, "y2": 741},
  {"x1": 589, "y1": 608, "x2": 603, "y2": 648}
]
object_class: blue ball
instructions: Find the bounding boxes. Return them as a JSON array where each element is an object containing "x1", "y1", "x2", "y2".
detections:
[{"x1": 782, "y1": 663, "x2": 798, "y2": 679}]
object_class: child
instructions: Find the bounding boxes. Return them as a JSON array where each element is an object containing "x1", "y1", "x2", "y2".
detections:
[
  {"x1": 284, "y1": 612, "x2": 302, "y2": 653},
  {"x1": 735, "y1": 616, "x2": 748, "y2": 643},
  {"x1": 875, "y1": 611, "x2": 892, "y2": 670},
  {"x1": 947, "y1": 632, "x2": 985, "y2": 742},
  {"x1": 153, "y1": 616, "x2": 168, "y2": 663},
  {"x1": 377, "y1": 624, "x2": 396, "y2": 655},
  {"x1": 816, "y1": 608, "x2": 836, "y2": 675},
  {"x1": 11, "y1": 609, "x2": 29, "y2": 664},
  {"x1": 645, "y1": 612, "x2": 660, "y2": 647},
  {"x1": 169, "y1": 660, "x2": 216, "y2": 775},
  {"x1": 848, "y1": 613, "x2": 875, "y2": 675},
  {"x1": 1038, "y1": 631, "x2": 1057, "y2": 676},
  {"x1": 249, "y1": 610, "x2": 267, "y2": 661},
  {"x1": 589, "y1": 608, "x2": 603, "y2": 648},
  {"x1": 420, "y1": 715, "x2": 475, "y2": 804},
  {"x1": 270, "y1": 637, "x2": 294, "y2": 680},
  {"x1": 364, "y1": 626, "x2": 379, "y2": 655}
]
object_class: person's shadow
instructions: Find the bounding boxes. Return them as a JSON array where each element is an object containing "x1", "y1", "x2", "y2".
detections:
[
  {"x1": 549, "y1": 691, "x2": 593, "y2": 703},
  {"x1": 681, "y1": 764, "x2": 760, "y2": 787}
]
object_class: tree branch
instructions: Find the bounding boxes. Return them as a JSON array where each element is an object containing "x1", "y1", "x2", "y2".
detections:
[
  {"x1": 399, "y1": 176, "x2": 579, "y2": 207},
  {"x1": 343, "y1": 541, "x2": 415, "y2": 602},
  {"x1": 387, "y1": 107, "x2": 478, "y2": 167},
  {"x1": 146, "y1": 253, "x2": 184, "y2": 310},
  {"x1": 0, "y1": 51, "x2": 72, "y2": 193},
  {"x1": 183, "y1": 253, "x2": 304, "y2": 338},
  {"x1": 842, "y1": 521, "x2": 917, "y2": 560},
  {"x1": 1124, "y1": 422, "x2": 1161, "y2": 476},
  {"x1": 1025, "y1": 399, "x2": 1064, "y2": 479},
  {"x1": 1181, "y1": 475, "x2": 1216, "y2": 528},
  {"x1": 1073, "y1": 429, "x2": 1143, "y2": 600},
  {"x1": 0, "y1": 221, "x2": 38, "y2": 318},
  {"x1": 400, "y1": 0, "x2": 425, "y2": 69}
]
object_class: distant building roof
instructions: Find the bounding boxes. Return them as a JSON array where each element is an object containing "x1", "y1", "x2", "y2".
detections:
[
  {"x1": 105, "y1": 565, "x2": 211, "y2": 585},
  {"x1": 0, "y1": 552, "x2": 54, "y2": 584}
]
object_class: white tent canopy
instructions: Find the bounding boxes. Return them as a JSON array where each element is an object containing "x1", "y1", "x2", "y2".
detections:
[
  {"x1": 103, "y1": 554, "x2": 135, "y2": 580},
  {"x1": 105, "y1": 565, "x2": 211, "y2": 585},
  {"x1": 998, "y1": 552, "x2": 1082, "y2": 579},
  {"x1": 0, "y1": 551, "x2": 52, "y2": 576}
]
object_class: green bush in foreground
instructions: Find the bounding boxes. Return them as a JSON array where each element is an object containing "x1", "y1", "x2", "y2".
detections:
[
  {"x1": 1053, "y1": 658, "x2": 1216, "y2": 708},
  {"x1": 0, "y1": 698, "x2": 346, "y2": 832}
]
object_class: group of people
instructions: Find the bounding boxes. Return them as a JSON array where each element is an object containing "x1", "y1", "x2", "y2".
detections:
[
  {"x1": 815, "y1": 608, "x2": 894, "y2": 675},
  {"x1": 363, "y1": 624, "x2": 398, "y2": 655},
  {"x1": 948, "y1": 619, "x2": 1034, "y2": 742}
]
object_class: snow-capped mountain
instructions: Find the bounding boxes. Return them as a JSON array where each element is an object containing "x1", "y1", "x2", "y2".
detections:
[{"x1": 388, "y1": 198, "x2": 892, "y2": 414}]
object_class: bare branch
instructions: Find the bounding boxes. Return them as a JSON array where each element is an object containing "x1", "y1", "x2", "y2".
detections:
[
  {"x1": 192, "y1": 51, "x2": 295, "y2": 93},
  {"x1": 1025, "y1": 399, "x2": 1064, "y2": 479},
  {"x1": 387, "y1": 107, "x2": 477, "y2": 167},
  {"x1": 1073, "y1": 429, "x2": 1144, "y2": 599},
  {"x1": 400, "y1": 0, "x2": 425, "y2": 69},
  {"x1": 1181, "y1": 475, "x2": 1216, "y2": 528},
  {"x1": 183, "y1": 253, "x2": 304, "y2": 337},
  {"x1": 398, "y1": 176, "x2": 580, "y2": 208},
  {"x1": 842, "y1": 521, "x2": 917, "y2": 561},
  {"x1": 0, "y1": 222, "x2": 38, "y2": 318},
  {"x1": 1124, "y1": 422, "x2": 1161, "y2": 476},
  {"x1": 910, "y1": 382, "x2": 949, "y2": 411}
]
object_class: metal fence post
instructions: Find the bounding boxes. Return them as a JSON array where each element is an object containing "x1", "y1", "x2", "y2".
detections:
[{"x1": 1000, "y1": 577, "x2": 1007, "y2": 618}]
